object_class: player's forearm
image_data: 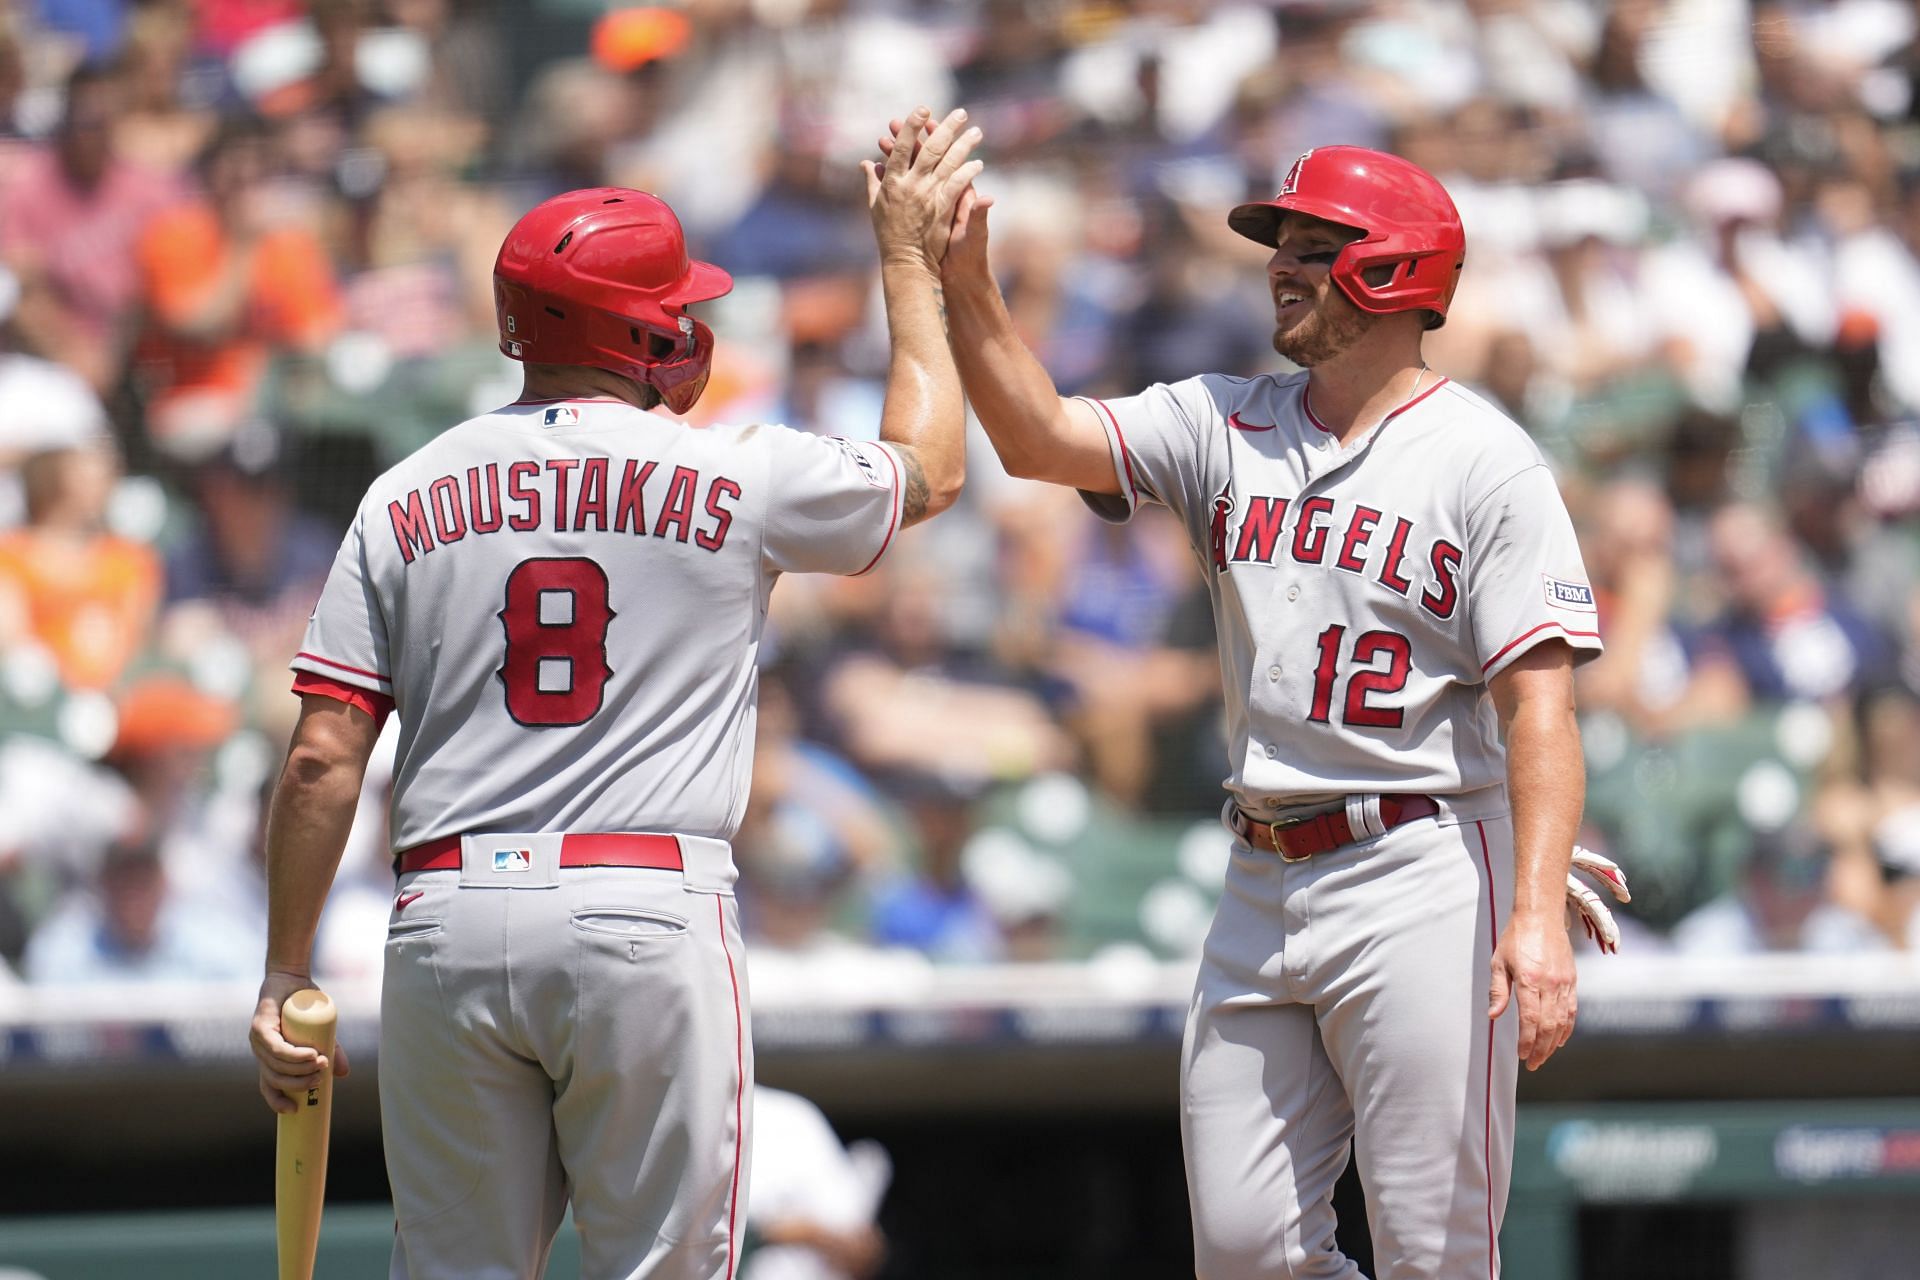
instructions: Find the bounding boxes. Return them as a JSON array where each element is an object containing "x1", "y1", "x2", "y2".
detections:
[
  {"x1": 943, "y1": 274, "x2": 1074, "y2": 482},
  {"x1": 877, "y1": 256, "x2": 964, "y2": 523},
  {"x1": 263, "y1": 707, "x2": 376, "y2": 973},
  {"x1": 1503, "y1": 691, "x2": 1584, "y2": 922}
]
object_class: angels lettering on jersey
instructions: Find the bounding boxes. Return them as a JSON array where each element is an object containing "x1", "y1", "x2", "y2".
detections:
[{"x1": 1208, "y1": 484, "x2": 1462, "y2": 621}]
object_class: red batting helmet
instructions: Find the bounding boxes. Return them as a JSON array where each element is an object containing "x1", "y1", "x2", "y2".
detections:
[
  {"x1": 494, "y1": 188, "x2": 733, "y2": 414},
  {"x1": 1228, "y1": 147, "x2": 1464, "y2": 328}
]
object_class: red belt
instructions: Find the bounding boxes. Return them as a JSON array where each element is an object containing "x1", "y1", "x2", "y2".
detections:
[
  {"x1": 1238, "y1": 795, "x2": 1438, "y2": 862},
  {"x1": 394, "y1": 832, "x2": 684, "y2": 875}
]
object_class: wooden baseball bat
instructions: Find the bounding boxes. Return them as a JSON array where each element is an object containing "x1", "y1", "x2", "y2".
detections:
[{"x1": 276, "y1": 988, "x2": 337, "y2": 1280}]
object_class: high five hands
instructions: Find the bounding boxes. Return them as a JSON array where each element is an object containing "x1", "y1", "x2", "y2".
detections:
[{"x1": 866, "y1": 107, "x2": 991, "y2": 270}]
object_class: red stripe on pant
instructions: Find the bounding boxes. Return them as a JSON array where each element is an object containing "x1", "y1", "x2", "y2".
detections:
[
  {"x1": 717, "y1": 896, "x2": 745, "y2": 1280},
  {"x1": 1477, "y1": 819, "x2": 1498, "y2": 1280}
]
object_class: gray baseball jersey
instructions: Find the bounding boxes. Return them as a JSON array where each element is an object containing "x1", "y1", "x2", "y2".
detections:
[
  {"x1": 1079, "y1": 369, "x2": 1601, "y2": 1279},
  {"x1": 1079, "y1": 370, "x2": 1601, "y2": 802},
  {"x1": 293, "y1": 396, "x2": 903, "y2": 848},
  {"x1": 289, "y1": 395, "x2": 903, "y2": 1279}
]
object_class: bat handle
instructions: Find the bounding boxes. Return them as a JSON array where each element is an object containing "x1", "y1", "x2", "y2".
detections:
[
  {"x1": 281, "y1": 988, "x2": 338, "y2": 1058},
  {"x1": 277, "y1": 988, "x2": 338, "y2": 1280}
]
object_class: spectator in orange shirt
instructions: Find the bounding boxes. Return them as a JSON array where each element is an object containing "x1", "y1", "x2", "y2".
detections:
[
  {"x1": 0, "y1": 432, "x2": 160, "y2": 691},
  {"x1": 133, "y1": 116, "x2": 341, "y2": 452}
]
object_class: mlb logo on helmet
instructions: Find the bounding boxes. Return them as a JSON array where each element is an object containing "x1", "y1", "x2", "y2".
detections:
[
  {"x1": 493, "y1": 848, "x2": 533, "y2": 872},
  {"x1": 1280, "y1": 149, "x2": 1314, "y2": 196}
]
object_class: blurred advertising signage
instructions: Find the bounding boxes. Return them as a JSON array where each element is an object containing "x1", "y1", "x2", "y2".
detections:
[
  {"x1": 1775, "y1": 1126, "x2": 1920, "y2": 1185},
  {"x1": 1546, "y1": 1120, "x2": 1719, "y2": 1201}
]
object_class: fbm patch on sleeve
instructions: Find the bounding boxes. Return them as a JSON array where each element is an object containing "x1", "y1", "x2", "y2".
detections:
[{"x1": 1542, "y1": 575, "x2": 1597, "y2": 613}]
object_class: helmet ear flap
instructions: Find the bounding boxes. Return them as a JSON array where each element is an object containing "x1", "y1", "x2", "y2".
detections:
[{"x1": 643, "y1": 314, "x2": 717, "y2": 415}]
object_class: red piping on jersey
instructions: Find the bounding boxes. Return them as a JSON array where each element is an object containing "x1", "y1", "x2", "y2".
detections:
[
  {"x1": 509, "y1": 395, "x2": 634, "y2": 406},
  {"x1": 291, "y1": 671, "x2": 395, "y2": 725},
  {"x1": 1302, "y1": 376, "x2": 1451, "y2": 436},
  {"x1": 853, "y1": 443, "x2": 902, "y2": 577},
  {"x1": 1477, "y1": 819, "x2": 1499, "y2": 1280},
  {"x1": 1480, "y1": 621, "x2": 1601, "y2": 674},
  {"x1": 294, "y1": 651, "x2": 391, "y2": 685},
  {"x1": 716, "y1": 895, "x2": 746, "y2": 1280},
  {"x1": 1087, "y1": 397, "x2": 1141, "y2": 499},
  {"x1": 1226, "y1": 412, "x2": 1275, "y2": 433}
]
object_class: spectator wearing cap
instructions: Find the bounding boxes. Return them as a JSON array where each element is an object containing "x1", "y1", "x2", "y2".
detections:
[
  {"x1": 0, "y1": 313, "x2": 114, "y2": 528},
  {"x1": 159, "y1": 422, "x2": 335, "y2": 666},
  {"x1": 1523, "y1": 179, "x2": 1656, "y2": 399},
  {"x1": 132, "y1": 115, "x2": 342, "y2": 451},
  {"x1": 867, "y1": 770, "x2": 1003, "y2": 964},
  {"x1": 0, "y1": 430, "x2": 160, "y2": 691},
  {"x1": 22, "y1": 831, "x2": 257, "y2": 982},
  {"x1": 0, "y1": 62, "x2": 183, "y2": 393},
  {"x1": 103, "y1": 674, "x2": 251, "y2": 884}
]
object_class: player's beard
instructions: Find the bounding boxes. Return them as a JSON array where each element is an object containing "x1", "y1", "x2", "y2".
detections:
[{"x1": 1272, "y1": 286, "x2": 1373, "y2": 367}]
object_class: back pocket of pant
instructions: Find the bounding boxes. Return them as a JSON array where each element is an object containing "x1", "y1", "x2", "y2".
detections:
[{"x1": 570, "y1": 907, "x2": 688, "y2": 940}]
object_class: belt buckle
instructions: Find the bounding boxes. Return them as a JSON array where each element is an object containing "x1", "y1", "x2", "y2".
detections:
[{"x1": 1267, "y1": 814, "x2": 1316, "y2": 863}]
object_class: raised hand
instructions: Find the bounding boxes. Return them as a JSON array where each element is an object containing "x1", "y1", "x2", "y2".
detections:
[
  {"x1": 863, "y1": 106, "x2": 984, "y2": 269},
  {"x1": 878, "y1": 115, "x2": 994, "y2": 283}
]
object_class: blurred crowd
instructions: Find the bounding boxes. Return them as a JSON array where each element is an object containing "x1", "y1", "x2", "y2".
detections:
[{"x1": 3, "y1": 0, "x2": 1920, "y2": 991}]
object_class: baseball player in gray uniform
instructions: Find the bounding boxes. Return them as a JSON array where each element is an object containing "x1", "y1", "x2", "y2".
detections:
[
  {"x1": 933, "y1": 138, "x2": 1605, "y2": 1277},
  {"x1": 247, "y1": 106, "x2": 987, "y2": 1279}
]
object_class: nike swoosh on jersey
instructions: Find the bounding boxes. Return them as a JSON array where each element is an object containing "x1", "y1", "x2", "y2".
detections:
[
  {"x1": 394, "y1": 890, "x2": 425, "y2": 912},
  {"x1": 1227, "y1": 412, "x2": 1276, "y2": 432}
]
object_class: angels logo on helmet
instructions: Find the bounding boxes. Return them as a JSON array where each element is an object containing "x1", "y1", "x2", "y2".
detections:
[{"x1": 1279, "y1": 149, "x2": 1313, "y2": 197}]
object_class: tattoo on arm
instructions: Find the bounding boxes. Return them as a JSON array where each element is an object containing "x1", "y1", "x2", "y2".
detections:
[{"x1": 899, "y1": 447, "x2": 931, "y2": 525}]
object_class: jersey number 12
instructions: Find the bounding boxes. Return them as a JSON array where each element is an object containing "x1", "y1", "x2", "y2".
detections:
[
  {"x1": 1307, "y1": 624, "x2": 1411, "y2": 728},
  {"x1": 498, "y1": 557, "x2": 615, "y2": 727}
]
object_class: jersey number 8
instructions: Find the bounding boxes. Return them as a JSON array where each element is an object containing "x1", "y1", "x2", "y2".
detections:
[{"x1": 497, "y1": 557, "x2": 615, "y2": 727}]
